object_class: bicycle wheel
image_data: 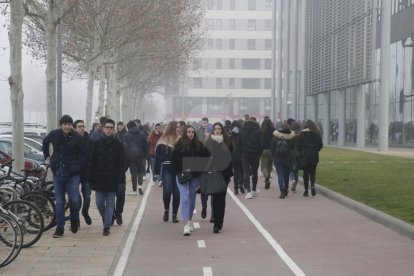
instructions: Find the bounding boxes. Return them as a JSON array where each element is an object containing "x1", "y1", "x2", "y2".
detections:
[
  {"x1": 0, "y1": 212, "x2": 23, "y2": 267},
  {"x1": 3, "y1": 200, "x2": 44, "y2": 248},
  {"x1": 22, "y1": 192, "x2": 56, "y2": 232}
]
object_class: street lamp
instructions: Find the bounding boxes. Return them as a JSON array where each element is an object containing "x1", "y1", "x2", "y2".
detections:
[{"x1": 401, "y1": 36, "x2": 414, "y2": 144}]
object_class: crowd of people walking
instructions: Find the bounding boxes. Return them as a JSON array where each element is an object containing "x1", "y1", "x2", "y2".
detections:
[{"x1": 43, "y1": 114, "x2": 323, "y2": 238}]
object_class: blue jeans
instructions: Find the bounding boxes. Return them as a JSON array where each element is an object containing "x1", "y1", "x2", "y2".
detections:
[
  {"x1": 274, "y1": 160, "x2": 292, "y2": 194},
  {"x1": 80, "y1": 180, "x2": 91, "y2": 214},
  {"x1": 162, "y1": 164, "x2": 180, "y2": 214},
  {"x1": 176, "y1": 176, "x2": 199, "y2": 224},
  {"x1": 53, "y1": 172, "x2": 81, "y2": 228},
  {"x1": 95, "y1": 191, "x2": 116, "y2": 228}
]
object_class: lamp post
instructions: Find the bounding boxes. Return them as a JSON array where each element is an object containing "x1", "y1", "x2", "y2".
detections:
[
  {"x1": 226, "y1": 93, "x2": 232, "y2": 120},
  {"x1": 402, "y1": 36, "x2": 414, "y2": 144}
]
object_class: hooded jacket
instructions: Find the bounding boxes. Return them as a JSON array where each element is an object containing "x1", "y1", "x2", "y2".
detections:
[
  {"x1": 239, "y1": 120, "x2": 262, "y2": 156},
  {"x1": 298, "y1": 128, "x2": 323, "y2": 164},
  {"x1": 270, "y1": 128, "x2": 296, "y2": 161},
  {"x1": 123, "y1": 127, "x2": 148, "y2": 159}
]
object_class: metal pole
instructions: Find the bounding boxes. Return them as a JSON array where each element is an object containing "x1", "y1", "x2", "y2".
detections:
[
  {"x1": 56, "y1": 14, "x2": 62, "y2": 121},
  {"x1": 271, "y1": 0, "x2": 277, "y2": 122},
  {"x1": 283, "y1": 0, "x2": 290, "y2": 120},
  {"x1": 379, "y1": 0, "x2": 391, "y2": 151},
  {"x1": 292, "y1": 0, "x2": 299, "y2": 120},
  {"x1": 277, "y1": 0, "x2": 284, "y2": 123}
]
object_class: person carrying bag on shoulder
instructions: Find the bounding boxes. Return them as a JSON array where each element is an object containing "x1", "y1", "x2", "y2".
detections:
[
  {"x1": 201, "y1": 122, "x2": 233, "y2": 234},
  {"x1": 171, "y1": 125, "x2": 208, "y2": 236}
]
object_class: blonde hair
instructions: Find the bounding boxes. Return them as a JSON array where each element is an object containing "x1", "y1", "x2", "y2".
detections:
[{"x1": 156, "y1": 121, "x2": 179, "y2": 148}]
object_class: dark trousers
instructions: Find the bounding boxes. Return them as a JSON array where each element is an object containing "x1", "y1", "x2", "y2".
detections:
[
  {"x1": 241, "y1": 154, "x2": 260, "y2": 192},
  {"x1": 303, "y1": 163, "x2": 318, "y2": 191},
  {"x1": 129, "y1": 158, "x2": 145, "y2": 191},
  {"x1": 115, "y1": 182, "x2": 126, "y2": 217},
  {"x1": 161, "y1": 164, "x2": 180, "y2": 214},
  {"x1": 232, "y1": 162, "x2": 244, "y2": 190},
  {"x1": 201, "y1": 194, "x2": 214, "y2": 218},
  {"x1": 80, "y1": 179, "x2": 91, "y2": 215},
  {"x1": 211, "y1": 188, "x2": 227, "y2": 229}
]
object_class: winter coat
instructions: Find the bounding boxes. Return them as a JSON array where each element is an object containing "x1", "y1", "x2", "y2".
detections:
[
  {"x1": 260, "y1": 126, "x2": 276, "y2": 150},
  {"x1": 80, "y1": 132, "x2": 93, "y2": 182},
  {"x1": 154, "y1": 142, "x2": 174, "y2": 176},
  {"x1": 123, "y1": 127, "x2": 149, "y2": 160},
  {"x1": 42, "y1": 129, "x2": 86, "y2": 175},
  {"x1": 205, "y1": 138, "x2": 234, "y2": 183},
  {"x1": 148, "y1": 131, "x2": 162, "y2": 157},
  {"x1": 270, "y1": 128, "x2": 296, "y2": 162},
  {"x1": 239, "y1": 120, "x2": 262, "y2": 156},
  {"x1": 88, "y1": 135, "x2": 126, "y2": 192},
  {"x1": 230, "y1": 128, "x2": 242, "y2": 164},
  {"x1": 171, "y1": 139, "x2": 209, "y2": 178},
  {"x1": 116, "y1": 129, "x2": 127, "y2": 142},
  {"x1": 298, "y1": 128, "x2": 323, "y2": 165}
]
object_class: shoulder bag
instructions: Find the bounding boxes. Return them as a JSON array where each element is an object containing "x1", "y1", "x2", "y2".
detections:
[{"x1": 199, "y1": 157, "x2": 227, "y2": 195}]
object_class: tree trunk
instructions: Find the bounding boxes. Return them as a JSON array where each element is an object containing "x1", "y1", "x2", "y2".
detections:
[
  {"x1": 96, "y1": 66, "x2": 106, "y2": 118},
  {"x1": 85, "y1": 64, "x2": 96, "y2": 129},
  {"x1": 9, "y1": 0, "x2": 25, "y2": 172},
  {"x1": 46, "y1": 1, "x2": 57, "y2": 132},
  {"x1": 114, "y1": 88, "x2": 121, "y2": 122},
  {"x1": 106, "y1": 63, "x2": 117, "y2": 119}
]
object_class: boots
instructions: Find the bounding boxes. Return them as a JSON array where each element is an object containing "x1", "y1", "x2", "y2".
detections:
[
  {"x1": 163, "y1": 210, "x2": 169, "y2": 222},
  {"x1": 172, "y1": 214, "x2": 179, "y2": 223},
  {"x1": 234, "y1": 188, "x2": 239, "y2": 195},
  {"x1": 264, "y1": 178, "x2": 270, "y2": 189}
]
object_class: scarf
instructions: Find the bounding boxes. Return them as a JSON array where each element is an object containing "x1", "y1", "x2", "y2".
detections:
[
  {"x1": 232, "y1": 126, "x2": 239, "y2": 134},
  {"x1": 211, "y1": 134, "x2": 223, "y2": 143}
]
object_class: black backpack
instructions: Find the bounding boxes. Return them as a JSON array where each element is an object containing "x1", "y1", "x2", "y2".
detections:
[{"x1": 275, "y1": 138, "x2": 289, "y2": 157}]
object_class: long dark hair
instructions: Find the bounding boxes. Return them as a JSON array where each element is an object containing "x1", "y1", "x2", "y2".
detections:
[
  {"x1": 304, "y1": 120, "x2": 321, "y2": 137},
  {"x1": 260, "y1": 118, "x2": 274, "y2": 137},
  {"x1": 177, "y1": 125, "x2": 202, "y2": 152},
  {"x1": 208, "y1": 122, "x2": 231, "y2": 147}
]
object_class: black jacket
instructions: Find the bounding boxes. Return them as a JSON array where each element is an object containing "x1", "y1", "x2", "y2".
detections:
[
  {"x1": 240, "y1": 120, "x2": 262, "y2": 156},
  {"x1": 260, "y1": 126, "x2": 275, "y2": 150},
  {"x1": 154, "y1": 143, "x2": 174, "y2": 176},
  {"x1": 42, "y1": 128, "x2": 86, "y2": 175},
  {"x1": 298, "y1": 129, "x2": 323, "y2": 165},
  {"x1": 205, "y1": 138, "x2": 233, "y2": 183},
  {"x1": 171, "y1": 139, "x2": 209, "y2": 178},
  {"x1": 88, "y1": 135, "x2": 127, "y2": 192},
  {"x1": 231, "y1": 128, "x2": 242, "y2": 164},
  {"x1": 123, "y1": 127, "x2": 148, "y2": 159},
  {"x1": 270, "y1": 128, "x2": 296, "y2": 162},
  {"x1": 80, "y1": 132, "x2": 93, "y2": 182}
]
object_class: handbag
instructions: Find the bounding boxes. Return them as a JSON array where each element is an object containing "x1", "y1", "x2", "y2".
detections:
[
  {"x1": 199, "y1": 157, "x2": 227, "y2": 195},
  {"x1": 177, "y1": 170, "x2": 193, "y2": 184}
]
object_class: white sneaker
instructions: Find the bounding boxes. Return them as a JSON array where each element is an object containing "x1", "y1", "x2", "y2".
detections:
[
  {"x1": 245, "y1": 192, "x2": 253, "y2": 199},
  {"x1": 183, "y1": 225, "x2": 191, "y2": 236},
  {"x1": 157, "y1": 181, "x2": 163, "y2": 187},
  {"x1": 252, "y1": 189, "x2": 260, "y2": 197},
  {"x1": 127, "y1": 191, "x2": 137, "y2": 196},
  {"x1": 143, "y1": 176, "x2": 148, "y2": 181},
  {"x1": 188, "y1": 222, "x2": 194, "y2": 232}
]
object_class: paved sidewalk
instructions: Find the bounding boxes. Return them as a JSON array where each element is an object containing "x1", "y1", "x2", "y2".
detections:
[{"x1": 0, "y1": 178, "x2": 149, "y2": 276}]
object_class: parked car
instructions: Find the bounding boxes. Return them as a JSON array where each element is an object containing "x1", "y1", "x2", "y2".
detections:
[
  {"x1": 0, "y1": 139, "x2": 44, "y2": 163},
  {"x1": 0, "y1": 135, "x2": 43, "y2": 152},
  {"x1": 0, "y1": 150, "x2": 43, "y2": 178}
]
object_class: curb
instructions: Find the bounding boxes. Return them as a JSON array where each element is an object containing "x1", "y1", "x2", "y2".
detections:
[{"x1": 315, "y1": 183, "x2": 414, "y2": 240}]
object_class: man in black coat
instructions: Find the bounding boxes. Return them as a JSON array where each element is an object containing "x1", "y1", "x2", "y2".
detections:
[
  {"x1": 43, "y1": 115, "x2": 86, "y2": 238},
  {"x1": 88, "y1": 119, "x2": 126, "y2": 236},
  {"x1": 239, "y1": 119, "x2": 262, "y2": 199},
  {"x1": 124, "y1": 120, "x2": 149, "y2": 195},
  {"x1": 73, "y1": 119, "x2": 93, "y2": 225}
]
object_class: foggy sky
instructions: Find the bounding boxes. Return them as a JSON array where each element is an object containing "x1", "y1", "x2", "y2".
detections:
[{"x1": 0, "y1": 15, "x2": 98, "y2": 126}]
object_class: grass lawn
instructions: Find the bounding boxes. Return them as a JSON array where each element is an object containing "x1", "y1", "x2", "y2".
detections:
[{"x1": 315, "y1": 147, "x2": 414, "y2": 225}]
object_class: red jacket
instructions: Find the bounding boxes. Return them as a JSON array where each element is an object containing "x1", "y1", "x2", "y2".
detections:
[{"x1": 148, "y1": 131, "x2": 162, "y2": 157}]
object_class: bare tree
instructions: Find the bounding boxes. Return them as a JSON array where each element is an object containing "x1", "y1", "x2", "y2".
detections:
[{"x1": 7, "y1": 0, "x2": 25, "y2": 171}]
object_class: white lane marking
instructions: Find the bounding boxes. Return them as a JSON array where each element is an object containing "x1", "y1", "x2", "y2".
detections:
[
  {"x1": 113, "y1": 182, "x2": 153, "y2": 276},
  {"x1": 197, "y1": 240, "x2": 206, "y2": 248},
  {"x1": 193, "y1": 222, "x2": 200, "y2": 229},
  {"x1": 202, "y1": 266, "x2": 213, "y2": 276},
  {"x1": 228, "y1": 188, "x2": 306, "y2": 276}
]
